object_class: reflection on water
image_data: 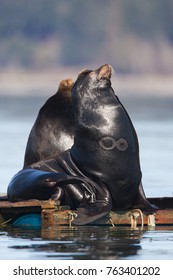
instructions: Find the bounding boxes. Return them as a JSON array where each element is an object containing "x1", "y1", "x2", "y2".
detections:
[
  {"x1": 1, "y1": 225, "x2": 173, "y2": 260},
  {"x1": 0, "y1": 94, "x2": 173, "y2": 260},
  {"x1": 0, "y1": 226, "x2": 144, "y2": 260}
]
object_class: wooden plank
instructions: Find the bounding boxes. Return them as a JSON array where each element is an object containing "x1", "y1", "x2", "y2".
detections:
[
  {"x1": 0, "y1": 199, "x2": 59, "y2": 209},
  {"x1": 0, "y1": 197, "x2": 172, "y2": 210},
  {"x1": 42, "y1": 209, "x2": 71, "y2": 227},
  {"x1": 41, "y1": 209, "x2": 173, "y2": 227},
  {"x1": 41, "y1": 209, "x2": 130, "y2": 226},
  {"x1": 155, "y1": 209, "x2": 173, "y2": 225},
  {"x1": 107, "y1": 209, "x2": 173, "y2": 226},
  {"x1": 1, "y1": 197, "x2": 173, "y2": 227}
]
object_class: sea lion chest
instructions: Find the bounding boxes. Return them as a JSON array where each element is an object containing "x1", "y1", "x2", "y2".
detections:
[{"x1": 71, "y1": 96, "x2": 141, "y2": 208}]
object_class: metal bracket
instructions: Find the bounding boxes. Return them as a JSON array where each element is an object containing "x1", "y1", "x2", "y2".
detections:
[
  {"x1": 108, "y1": 213, "x2": 115, "y2": 227},
  {"x1": 147, "y1": 214, "x2": 156, "y2": 228},
  {"x1": 68, "y1": 211, "x2": 78, "y2": 227},
  {"x1": 130, "y1": 209, "x2": 144, "y2": 230}
]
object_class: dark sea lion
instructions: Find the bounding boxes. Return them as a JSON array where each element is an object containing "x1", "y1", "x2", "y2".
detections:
[
  {"x1": 7, "y1": 64, "x2": 157, "y2": 225},
  {"x1": 70, "y1": 64, "x2": 157, "y2": 218},
  {"x1": 7, "y1": 150, "x2": 112, "y2": 224},
  {"x1": 23, "y1": 78, "x2": 75, "y2": 167}
]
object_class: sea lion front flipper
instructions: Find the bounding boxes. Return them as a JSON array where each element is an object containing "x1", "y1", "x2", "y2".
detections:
[
  {"x1": 133, "y1": 182, "x2": 159, "y2": 212},
  {"x1": 7, "y1": 168, "x2": 95, "y2": 203}
]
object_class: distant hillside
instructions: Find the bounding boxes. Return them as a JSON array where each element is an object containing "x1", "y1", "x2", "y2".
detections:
[{"x1": 0, "y1": 0, "x2": 173, "y2": 73}]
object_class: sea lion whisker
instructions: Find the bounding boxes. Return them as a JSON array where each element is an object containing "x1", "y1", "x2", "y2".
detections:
[{"x1": 111, "y1": 66, "x2": 116, "y2": 78}]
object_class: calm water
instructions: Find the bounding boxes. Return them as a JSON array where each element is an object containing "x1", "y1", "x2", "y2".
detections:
[
  {"x1": 0, "y1": 93, "x2": 173, "y2": 259},
  {"x1": 1, "y1": 226, "x2": 173, "y2": 260}
]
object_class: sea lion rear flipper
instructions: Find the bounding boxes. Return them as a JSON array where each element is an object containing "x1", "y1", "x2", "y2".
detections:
[
  {"x1": 133, "y1": 182, "x2": 159, "y2": 212},
  {"x1": 72, "y1": 201, "x2": 112, "y2": 225},
  {"x1": 72, "y1": 181, "x2": 112, "y2": 225}
]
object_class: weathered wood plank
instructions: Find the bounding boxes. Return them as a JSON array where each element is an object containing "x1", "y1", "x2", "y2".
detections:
[
  {"x1": 155, "y1": 209, "x2": 173, "y2": 225},
  {"x1": 1, "y1": 197, "x2": 173, "y2": 227},
  {"x1": 41, "y1": 209, "x2": 173, "y2": 227},
  {"x1": 0, "y1": 199, "x2": 59, "y2": 209}
]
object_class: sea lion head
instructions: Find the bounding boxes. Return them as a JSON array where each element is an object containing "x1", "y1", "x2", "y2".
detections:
[
  {"x1": 71, "y1": 64, "x2": 141, "y2": 209},
  {"x1": 57, "y1": 78, "x2": 74, "y2": 98}
]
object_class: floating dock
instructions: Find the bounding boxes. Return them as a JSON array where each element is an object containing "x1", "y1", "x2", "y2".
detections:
[{"x1": 0, "y1": 196, "x2": 173, "y2": 228}]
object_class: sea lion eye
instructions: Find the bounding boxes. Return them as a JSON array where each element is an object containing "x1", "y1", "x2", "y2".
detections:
[
  {"x1": 99, "y1": 136, "x2": 128, "y2": 151},
  {"x1": 99, "y1": 136, "x2": 116, "y2": 150}
]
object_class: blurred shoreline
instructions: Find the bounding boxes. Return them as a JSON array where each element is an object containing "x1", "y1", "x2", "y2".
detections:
[{"x1": 0, "y1": 67, "x2": 173, "y2": 97}]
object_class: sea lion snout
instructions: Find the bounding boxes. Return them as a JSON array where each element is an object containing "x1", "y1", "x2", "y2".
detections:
[
  {"x1": 96, "y1": 64, "x2": 112, "y2": 81},
  {"x1": 58, "y1": 78, "x2": 74, "y2": 89}
]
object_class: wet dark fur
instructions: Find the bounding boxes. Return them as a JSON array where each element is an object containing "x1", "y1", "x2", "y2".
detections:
[
  {"x1": 23, "y1": 79, "x2": 75, "y2": 167},
  {"x1": 71, "y1": 65, "x2": 157, "y2": 212},
  {"x1": 7, "y1": 65, "x2": 157, "y2": 225}
]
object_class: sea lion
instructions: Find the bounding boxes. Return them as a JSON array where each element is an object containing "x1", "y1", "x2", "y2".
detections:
[
  {"x1": 7, "y1": 64, "x2": 157, "y2": 225},
  {"x1": 23, "y1": 78, "x2": 75, "y2": 167},
  {"x1": 70, "y1": 64, "x2": 157, "y2": 218},
  {"x1": 8, "y1": 150, "x2": 111, "y2": 225}
]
